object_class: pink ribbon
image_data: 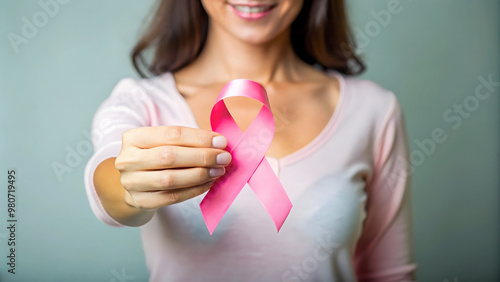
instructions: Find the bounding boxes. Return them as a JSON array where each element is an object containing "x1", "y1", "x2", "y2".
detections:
[{"x1": 200, "y1": 79, "x2": 293, "y2": 235}]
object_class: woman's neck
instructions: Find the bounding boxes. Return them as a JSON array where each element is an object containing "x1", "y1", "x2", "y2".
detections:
[{"x1": 177, "y1": 22, "x2": 306, "y2": 85}]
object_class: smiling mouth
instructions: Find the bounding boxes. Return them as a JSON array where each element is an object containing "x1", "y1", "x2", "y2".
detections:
[{"x1": 230, "y1": 4, "x2": 276, "y2": 14}]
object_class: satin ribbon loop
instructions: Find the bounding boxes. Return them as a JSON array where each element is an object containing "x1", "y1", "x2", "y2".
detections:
[{"x1": 200, "y1": 79, "x2": 293, "y2": 235}]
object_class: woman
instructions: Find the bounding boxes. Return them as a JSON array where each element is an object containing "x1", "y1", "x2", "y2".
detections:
[{"x1": 84, "y1": 0, "x2": 417, "y2": 281}]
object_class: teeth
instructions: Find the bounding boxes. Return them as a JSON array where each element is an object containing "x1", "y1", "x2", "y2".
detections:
[{"x1": 233, "y1": 5, "x2": 271, "y2": 13}]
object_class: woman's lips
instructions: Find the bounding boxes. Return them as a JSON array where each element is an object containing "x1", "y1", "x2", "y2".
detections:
[{"x1": 229, "y1": 3, "x2": 277, "y2": 20}]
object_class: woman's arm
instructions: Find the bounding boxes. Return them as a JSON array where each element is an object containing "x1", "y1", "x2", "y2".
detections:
[
  {"x1": 354, "y1": 95, "x2": 417, "y2": 281},
  {"x1": 84, "y1": 78, "x2": 230, "y2": 227}
]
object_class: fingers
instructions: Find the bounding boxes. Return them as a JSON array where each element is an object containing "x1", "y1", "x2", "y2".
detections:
[
  {"x1": 119, "y1": 146, "x2": 232, "y2": 171},
  {"x1": 126, "y1": 181, "x2": 215, "y2": 210},
  {"x1": 123, "y1": 126, "x2": 227, "y2": 149},
  {"x1": 121, "y1": 167, "x2": 225, "y2": 192}
]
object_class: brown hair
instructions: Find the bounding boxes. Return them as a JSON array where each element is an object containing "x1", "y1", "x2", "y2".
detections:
[{"x1": 132, "y1": 0, "x2": 366, "y2": 77}]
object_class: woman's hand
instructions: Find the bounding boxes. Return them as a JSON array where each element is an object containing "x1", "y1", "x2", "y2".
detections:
[{"x1": 115, "y1": 126, "x2": 231, "y2": 211}]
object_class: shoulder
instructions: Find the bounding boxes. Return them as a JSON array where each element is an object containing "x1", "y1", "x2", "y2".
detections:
[
  {"x1": 342, "y1": 74, "x2": 399, "y2": 112},
  {"x1": 334, "y1": 73, "x2": 407, "y2": 153},
  {"x1": 337, "y1": 73, "x2": 403, "y2": 126},
  {"x1": 95, "y1": 72, "x2": 184, "y2": 125},
  {"x1": 103, "y1": 72, "x2": 183, "y2": 110},
  {"x1": 109, "y1": 72, "x2": 175, "y2": 99}
]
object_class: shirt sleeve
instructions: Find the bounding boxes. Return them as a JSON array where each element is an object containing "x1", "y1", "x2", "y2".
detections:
[
  {"x1": 83, "y1": 78, "x2": 150, "y2": 227},
  {"x1": 353, "y1": 95, "x2": 418, "y2": 281}
]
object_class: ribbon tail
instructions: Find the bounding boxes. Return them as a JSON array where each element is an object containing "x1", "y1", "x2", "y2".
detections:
[
  {"x1": 248, "y1": 159, "x2": 293, "y2": 232},
  {"x1": 199, "y1": 158, "x2": 256, "y2": 234}
]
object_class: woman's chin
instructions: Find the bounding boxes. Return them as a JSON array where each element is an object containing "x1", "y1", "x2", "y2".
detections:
[
  {"x1": 236, "y1": 34, "x2": 273, "y2": 45},
  {"x1": 223, "y1": 26, "x2": 282, "y2": 45}
]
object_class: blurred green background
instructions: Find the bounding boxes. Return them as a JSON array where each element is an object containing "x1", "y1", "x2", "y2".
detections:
[{"x1": 0, "y1": 0, "x2": 498, "y2": 281}]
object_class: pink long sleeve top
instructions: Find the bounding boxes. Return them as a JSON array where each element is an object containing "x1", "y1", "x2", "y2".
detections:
[{"x1": 84, "y1": 71, "x2": 417, "y2": 282}]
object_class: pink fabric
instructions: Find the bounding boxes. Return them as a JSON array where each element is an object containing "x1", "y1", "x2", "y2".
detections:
[
  {"x1": 84, "y1": 71, "x2": 417, "y2": 281},
  {"x1": 201, "y1": 79, "x2": 292, "y2": 234}
]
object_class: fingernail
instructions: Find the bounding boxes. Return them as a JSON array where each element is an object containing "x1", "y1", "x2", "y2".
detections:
[
  {"x1": 212, "y1": 136, "x2": 227, "y2": 149},
  {"x1": 216, "y1": 152, "x2": 231, "y2": 165},
  {"x1": 209, "y1": 167, "x2": 225, "y2": 178}
]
